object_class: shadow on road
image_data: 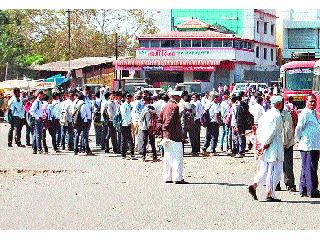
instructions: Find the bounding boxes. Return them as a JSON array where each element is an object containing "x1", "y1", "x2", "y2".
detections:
[{"x1": 188, "y1": 182, "x2": 247, "y2": 187}]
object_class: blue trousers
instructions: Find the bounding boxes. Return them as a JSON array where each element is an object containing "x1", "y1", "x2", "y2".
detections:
[
  {"x1": 94, "y1": 123, "x2": 103, "y2": 146},
  {"x1": 232, "y1": 127, "x2": 245, "y2": 155},
  {"x1": 32, "y1": 119, "x2": 43, "y2": 152},
  {"x1": 220, "y1": 123, "x2": 230, "y2": 150},
  {"x1": 300, "y1": 150, "x2": 319, "y2": 196},
  {"x1": 203, "y1": 122, "x2": 219, "y2": 153},
  {"x1": 61, "y1": 123, "x2": 73, "y2": 150}
]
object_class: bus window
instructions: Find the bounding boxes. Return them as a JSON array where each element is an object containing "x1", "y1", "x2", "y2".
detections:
[{"x1": 285, "y1": 68, "x2": 313, "y2": 91}]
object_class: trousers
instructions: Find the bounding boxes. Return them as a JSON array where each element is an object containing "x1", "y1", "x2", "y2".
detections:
[
  {"x1": 283, "y1": 146, "x2": 295, "y2": 188},
  {"x1": 300, "y1": 150, "x2": 319, "y2": 196},
  {"x1": 32, "y1": 119, "x2": 43, "y2": 152},
  {"x1": 8, "y1": 116, "x2": 23, "y2": 145},
  {"x1": 137, "y1": 130, "x2": 157, "y2": 158},
  {"x1": 254, "y1": 160, "x2": 283, "y2": 198},
  {"x1": 121, "y1": 125, "x2": 134, "y2": 157},
  {"x1": 162, "y1": 140, "x2": 184, "y2": 182},
  {"x1": 203, "y1": 122, "x2": 219, "y2": 153}
]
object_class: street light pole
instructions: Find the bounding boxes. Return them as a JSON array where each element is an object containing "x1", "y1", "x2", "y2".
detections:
[
  {"x1": 67, "y1": 9, "x2": 71, "y2": 71},
  {"x1": 4, "y1": 62, "x2": 8, "y2": 81},
  {"x1": 115, "y1": 33, "x2": 119, "y2": 90}
]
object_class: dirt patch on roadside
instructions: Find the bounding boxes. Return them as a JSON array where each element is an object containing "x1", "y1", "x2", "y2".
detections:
[{"x1": 0, "y1": 169, "x2": 85, "y2": 178}]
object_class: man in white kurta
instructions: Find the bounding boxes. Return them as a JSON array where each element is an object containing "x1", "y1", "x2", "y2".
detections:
[{"x1": 248, "y1": 95, "x2": 284, "y2": 202}]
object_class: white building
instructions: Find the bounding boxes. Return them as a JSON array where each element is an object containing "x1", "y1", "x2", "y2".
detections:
[{"x1": 279, "y1": 9, "x2": 320, "y2": 61}]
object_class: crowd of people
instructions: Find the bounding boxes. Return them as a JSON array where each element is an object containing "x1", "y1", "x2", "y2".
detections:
[{"x1": 4, "y1": 82, "x2": 320, "y2": 199}]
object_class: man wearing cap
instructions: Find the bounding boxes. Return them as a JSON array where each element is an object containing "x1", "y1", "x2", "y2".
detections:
[
  {"x1": 295, "y1": 94, "x2": 320, "y2": 198},
  {"x1": 120, "y1": 94, "x2": 135, "y2": 160},
  {"x1": 248, "y1": 95, "x2": 284, "y2": 202},
  {"x1": 29, "y1": 90, "x2": 44, "y2": 154},
  {"x1": 7, "y1": 88, "x2": 25, "y2": 147},
  {"x1": 158, "y1": 90, "x2": 188, "y2": 184}
]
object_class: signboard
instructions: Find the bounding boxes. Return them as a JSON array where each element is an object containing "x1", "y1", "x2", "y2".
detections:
[
  {"x1": 136, "y1": 49, "x2": 228, "y2": 60},
  {"x1": 288, "y1": 29, "x2": 316, "y2": 49},
  {"x1": 287, "y1": 68, "x2": 312, "y2": 74}
]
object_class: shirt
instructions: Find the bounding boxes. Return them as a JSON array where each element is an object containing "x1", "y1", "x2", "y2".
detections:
[
  {"x1": 191, "y1": 100, "x2": 202, "y2": 120},
  {"x1": 295, "y1": 107, "x2": 320, "y2": 151},
  {"x1": 120, "y1": 102, "x2": 132, "y2": 126},
  {"x1": 257, "y1": 107, "x2": 284, "y2": 162},
  {"x1": 220, "y1": 100, "x2": 230, "y2": 119},
  {"x1": 60, "y1": 99, "x2": 73, "y2": 123},
  {"x1": 51, "y1": 99, "x2": 61, "y2": 120},
  {"x1": 29, "y1": 98, "x2": 43, "y2": 120},
  {"x1": 209, "y1": 102, "x2": 220, "y2": 122},
  {"x1": 153, "y1": 99, "x2": 166, "y2": 116},
  {"x1": 249, "y1": 103, "x2": 265, "y2": 125},
  {"x1": 46, "y1": 104, "x2": 54, "y2": 121},
  {"x1": 8, "y1": 96, "x2": 25, "y2": 119},
  {"x1": 132, "y1": 99, "x2": 144, "y2": 122}
]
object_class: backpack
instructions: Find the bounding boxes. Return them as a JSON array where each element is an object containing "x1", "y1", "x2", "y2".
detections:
[
  {"x1": 148, "y1": 110, "x2": 158, "y2": 135},
  {"x1": 93, "y1": 102, "x2": 102, "y2": 124},
  {"x1": 290, "y1": 109, "x2": 298, "y2": 127},
  {"x1": 200, "y1": 109, "x2": 210, "y2": 127},
  {"x1": 113, "y1": 109, "x2": 122, "y2": 131},
  {"x1": 72, "y1": 102, "x2": 84, "y2": 127},
  {"x1": 60, "y1": 108, "x2": 68, "y2": 125},
  {"x1": 182, "y1": 108, "x2": 195, "y2": 130},
  {"x1": 239, "y1": 101, "x2": 254, "y2": 130},
  {"x1": 223, "y1": 107, "x2": 232, "y2": 127}
]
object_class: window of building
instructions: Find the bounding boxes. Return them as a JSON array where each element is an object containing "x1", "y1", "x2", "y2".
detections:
[
  {"x1": 271, "y1": 24, "x2": 275, "y2": 36},
  {"x1": 264, "y1": 22, "x2": 268, "y2": 34},
  {"x1": 150, "y1": 40, "x2": 160, "y2": 48},
  {"x1": 192, "y1": 40, "x2": 202, "y2": 47},
  {"x1": 181, "y1": 40, "x2": 191, "y2": 48},
  {"x1": 212, "y1": 40, "x2": 222, "y2": 47},
  {"x1": 271, "y1": 48, "x2": 274, "y2": 61},
  {"x1": 139, "y1": 40, "x2": 149, "y2": 48},
  {"x1": 256, "y1": 46, "x2": 260, "y2": 58},
  {"x1": 257, "y1": 21, "x2": 259, "y2": 33},
  {"x1": 233, "y1": 40, "x2": 241, "y2": 48},
  {"x1": 223, "y1": 40, "x2": 232, "y2": 47},
  {"x1": 171, "y1": 40, "x2": 180, "y2": 48},
  {"x1": 264, "y1": 48, "x2": 267, "y2": 59},
  {"x1": 161, "y1": 40, "x2": 174, "y2": 48},
  {"x1": 202, "y1": 40, "x2": 211, "y2": 47}
]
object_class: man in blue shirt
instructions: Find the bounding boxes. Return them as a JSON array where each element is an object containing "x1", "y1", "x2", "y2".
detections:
[
  {"x1": 295, "y1": 94, "x2": 320, "y2": 198},
  {"x1": 7, "y1": 88, "x2": 25, "y2": 147}
]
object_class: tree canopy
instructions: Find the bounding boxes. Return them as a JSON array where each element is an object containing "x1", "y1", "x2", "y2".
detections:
[{"x1": 0, "y1": 9, "x2": 159, "y2": 80}]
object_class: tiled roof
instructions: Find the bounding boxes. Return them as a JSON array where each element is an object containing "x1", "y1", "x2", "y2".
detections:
[
  {"x1": 176, "y1": 18, "x2": 211, "y2": 29},
  {"x1": 138, "y1": 30, "x2": 236, "y2": 39},
  {"x1": 32, "y1": 56, "x2": 131, "y2": 71}
]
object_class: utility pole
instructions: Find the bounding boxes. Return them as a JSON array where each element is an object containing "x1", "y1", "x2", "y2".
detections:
[
  {"x1": 115, "y1": 33, "x2": 119, "y2": 90},
  {"x1": 4, "y1": 62, "x2": 8, "y2": 81},
  {"x1": 67, "y1": 9, "x2": 71, "y2": 71}
]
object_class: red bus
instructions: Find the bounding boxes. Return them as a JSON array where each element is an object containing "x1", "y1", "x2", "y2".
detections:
[
  {"x1": 312, "y1": 60, "x2": 320, "y2": 117},
  {"x1": 280, "y1": 60, "x2": 316, "y2": 110}
]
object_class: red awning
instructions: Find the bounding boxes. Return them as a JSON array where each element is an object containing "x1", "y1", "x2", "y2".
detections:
[{"x1": 114, "y1": 59, "x2": 222, "y2": 67}]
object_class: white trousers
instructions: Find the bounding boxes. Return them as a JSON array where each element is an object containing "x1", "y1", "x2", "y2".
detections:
[
  {"x1": 162, "y1": 139, "x2": 184, "y2": 182},
  {"x1": 254, "y1": 160, "x2": 283, "y2": 198}
]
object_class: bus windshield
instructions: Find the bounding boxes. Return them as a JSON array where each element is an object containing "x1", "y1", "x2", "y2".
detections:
[{"x1": 285, "y1": 68, "x2": 313, "y2": 91}]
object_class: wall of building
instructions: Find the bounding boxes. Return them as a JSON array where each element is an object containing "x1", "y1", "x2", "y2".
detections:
[
  {"x1": 171, "y1": 9, "x2": 244, "y2": 35},
  {"x1": 183, "y1": 72, "x2": 194, "y2": 82}
]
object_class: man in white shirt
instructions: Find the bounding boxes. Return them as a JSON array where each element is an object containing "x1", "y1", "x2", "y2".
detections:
[
  {"x1": 248, "y1": 95, "x2": 284, "y2": 202},
  {"x1": 52, "y1": 92, "x2": 61, "y2": 147},
  {"x1": 101, "y1": 91, "x2": 118, "y2": 153},
  {"x1": 29, "y1": 90, "x2": 44, "y2": 154},
  {"x1": 295, "y1": 94, "x2": 320, "y2": 198},
  {"x1": 120, "y1": 94, "x2": 135, "y2": 160},
  {"x1": 191, "y1": 93, "x2": 202, "y2": 155},
  {"x1": 7, "y1": 88, "x2": 25, "y2": 147},
  {"x1": 60, "y1": 91, "x2": 74, "y2": 151},
  {"x1": 202, "y1": 94, "x2": 221, "y2": 155},
  {"x1": 220, "y1": 94, "x2": 231, "y2": 152}
]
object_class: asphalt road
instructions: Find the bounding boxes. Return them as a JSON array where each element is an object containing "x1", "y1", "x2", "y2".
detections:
[{"x1": 0, "y1": 122, "x2": 319, "y2": 230}]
